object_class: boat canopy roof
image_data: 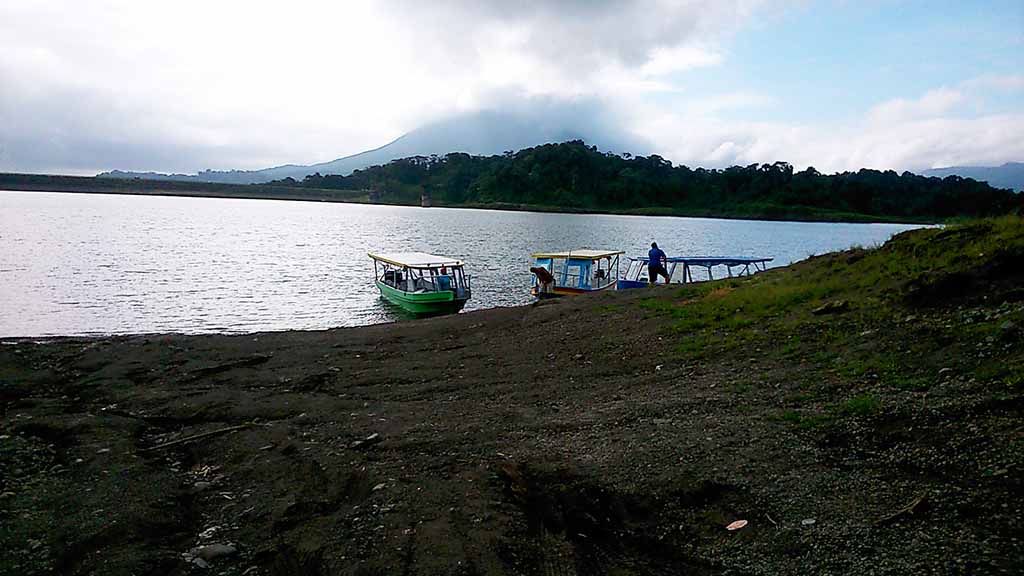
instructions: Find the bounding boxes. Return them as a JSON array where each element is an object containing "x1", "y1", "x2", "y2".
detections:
[
  {"x1": 368, "y1": 252, "x2": 463, "y2": 268},
  {"x1": 531, "y1": 249, "x2": 625, "y2": 260},
  {"x1": 629, "y1": 255, "x2": 773, "y2": 265}
]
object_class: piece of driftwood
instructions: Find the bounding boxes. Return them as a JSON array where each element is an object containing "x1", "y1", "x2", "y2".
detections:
[
  {"x1": 875, "y1": 493, "x2": 929, "y2": 526},
  {"x1": 812, "y1": 300, "x2": 850, "y2": 315},
  {"x1": 141, "y1": 423, "x2": 252, "y2": 452},
  {"x1": 350, "y1": 433, "x2": 382, "y2": 450}
]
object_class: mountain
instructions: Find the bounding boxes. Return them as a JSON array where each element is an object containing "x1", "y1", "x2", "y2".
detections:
[
  {"x1": 99, "y1": 105, "x2": 646, "y2": 185},
  {"x1": 920, "y1": 162, "x2": 1024, "y2": 191}
]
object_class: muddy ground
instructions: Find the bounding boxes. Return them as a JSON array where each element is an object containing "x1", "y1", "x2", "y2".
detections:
[{"x1": 2, "y1": 224, "x2": 1023, "y2": 575}]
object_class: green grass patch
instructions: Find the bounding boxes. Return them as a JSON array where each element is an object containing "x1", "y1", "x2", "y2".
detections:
[
  {"x1": 976, "y1": 358, "x2": 1024, "y2": 391},
  {"x1": 673, "y1": 333, "x2": 719, "y2": 361},
  {"x1": 974, "y1": 361, "x2": 1011, "y2": 383},
  {"x1": 729, "y1": 381, "x2": 753, "y2": 395},
  {"x1": 798, "y1": 413, "x2": 834, "y2": 430},
  {"x1": 775, "y1": 409, "x2": 802, "y2": 424},
  {"x1": 889, "y1": 373, "x2": 932, "y2": 391},
  {"x1": 835, "y1": 353, "x2": 931, "y2": 391},
  {"x1": 812, "y1": 349, "x2": 836, "y2": 364},
  {"x1": 841, "y1": 394, "x2": 881, "y2": 417},
  {"x1": 770, "y1": 408, "x2": 833, "y2": 430},
  {"x1": 787, "y1": 391, "x2": 817, "y2": 404},
  {"x1": 780, "y1": 335, "x2": 803, "y2": 357},
  {"x1": 673, "y1": 330, "x2": 749, "y2": 362}
]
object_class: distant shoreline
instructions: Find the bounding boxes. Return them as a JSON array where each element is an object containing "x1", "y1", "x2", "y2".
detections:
[
  {"x1": 0, "y1": 180, "x2": 370, "y2": 205},
  {"x1": 0, "y1": 184, "x2": 368, "y2": 205},
  {"x1": 0, "y1": 181, "x2": 935, "y2": 225}
]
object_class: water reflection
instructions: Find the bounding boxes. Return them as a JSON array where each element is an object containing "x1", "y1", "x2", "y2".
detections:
[{"x1": 0, "y1": 191, "x2": 925, "y2": 337}]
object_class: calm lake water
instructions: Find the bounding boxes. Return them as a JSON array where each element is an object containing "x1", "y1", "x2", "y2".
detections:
[{"x1": 0, "y1": 191, "x2": 925, "y2": 337}]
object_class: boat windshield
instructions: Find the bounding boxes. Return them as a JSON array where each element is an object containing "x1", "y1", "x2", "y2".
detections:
[
  {"x1": 531, "y1": 253, "x2": 620, "y2": 291},
  {"x1": 375, "y1": 261, "x2": 471, "y2": 296},
  {"x1": 624, "y1": 259, "x2": 649, "y2": 282}
]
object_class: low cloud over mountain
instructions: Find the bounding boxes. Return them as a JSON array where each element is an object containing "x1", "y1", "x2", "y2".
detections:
[
  {"x1": 101, "y1": 99, "x2": 649, "y2": 184},
  {"x1": 921, "y1": 162, "x2": 1024, "y2": 192}
]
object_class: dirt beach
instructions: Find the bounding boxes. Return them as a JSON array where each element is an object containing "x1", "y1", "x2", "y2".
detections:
[{"x1": 2, "y1": 220, "x2": 1023, "y2": 575}]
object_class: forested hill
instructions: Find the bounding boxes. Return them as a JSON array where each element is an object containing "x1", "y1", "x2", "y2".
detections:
[{"x1": 273, "y1": 141, "x2": 1023, "y2": 222}]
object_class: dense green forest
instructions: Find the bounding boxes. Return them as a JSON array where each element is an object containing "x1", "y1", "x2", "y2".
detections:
[
  {"x1": 277, "y1": 141, "x2": 1023, "y2": 222},
  {"x1": 4, "y1": 141, "x2": 1020, "y2": 222}
]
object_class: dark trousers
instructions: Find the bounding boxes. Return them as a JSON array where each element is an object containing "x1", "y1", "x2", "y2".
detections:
[{"x1": 648, "y1": 264, "x2": 670, "y2": 284}]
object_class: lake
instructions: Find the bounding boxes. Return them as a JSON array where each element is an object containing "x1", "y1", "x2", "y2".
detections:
[{"x1": 0, "y1": 191, "x2": 925, "y2": 337}]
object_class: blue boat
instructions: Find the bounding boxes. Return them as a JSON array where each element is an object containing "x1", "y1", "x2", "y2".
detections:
[
  {"x1": 617, "y1": 256, "x2": 773, "y2": 289},
  {"x1": 530, "y1": 249, "x2": 624, "y2": 298}
]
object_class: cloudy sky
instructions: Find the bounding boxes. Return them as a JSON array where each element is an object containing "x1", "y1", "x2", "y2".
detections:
[{"x1": 1, "y1": 0, "x2": 1022, "y2": 175}]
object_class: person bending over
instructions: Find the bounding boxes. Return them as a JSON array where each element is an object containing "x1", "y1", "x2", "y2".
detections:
[{"x1": 648, "y1": 242, "x2": 670, "y2": 285}]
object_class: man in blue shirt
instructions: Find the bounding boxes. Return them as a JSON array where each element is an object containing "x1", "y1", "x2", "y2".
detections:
[{"x1": 648, "y1": 242, "x2": 670, "y2": 285}]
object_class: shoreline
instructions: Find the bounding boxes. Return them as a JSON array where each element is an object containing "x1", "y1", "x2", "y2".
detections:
[{"x1": 2, "y1": 219, "x2": 1022, "y2": 573}]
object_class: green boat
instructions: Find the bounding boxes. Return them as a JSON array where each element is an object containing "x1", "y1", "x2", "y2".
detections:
[{"x1": 369, "y1": 252, "x2": 471, "y2": 315}]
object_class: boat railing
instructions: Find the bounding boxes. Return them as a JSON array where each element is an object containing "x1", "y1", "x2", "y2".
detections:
[{"x1": 620, "y1": 256, "x2": 773, "y2": 284}]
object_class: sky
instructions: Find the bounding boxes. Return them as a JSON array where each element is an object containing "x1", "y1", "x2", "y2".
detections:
[{"x1": 0, "y1": 0, "x2": 1021, "y2": 175}]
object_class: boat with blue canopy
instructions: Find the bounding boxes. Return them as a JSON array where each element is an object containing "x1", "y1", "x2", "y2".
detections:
[
  {"x1": 530, "y1": 249, "x2": 624, "y2": 298},
  {"x1": 618, "y1": 255, "x2": 773, "y2": 289}
]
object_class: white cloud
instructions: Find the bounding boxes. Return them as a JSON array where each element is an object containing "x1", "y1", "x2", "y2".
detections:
[
  {"x1": 641, "y1": 44, "x2": 724, "y2": 76},
  {"x1": 632, "y1": 83, "x2": 1024, "y2": 173},
  {"x1": 0, "y1": 1, "x2": 1020, "y2": 177},
  {"x1": 962, "y1": 74, "x2": 1024, "y2": 92},
  {"x1": 866, "y1": 88, "x2": 965, "y2": 124},
  {"x1": 0, "y1": 0, "x2": 768, "y2": 173}
]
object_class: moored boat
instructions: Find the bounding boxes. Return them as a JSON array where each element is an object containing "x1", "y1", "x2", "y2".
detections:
[
  {"x1": 529, "y1": 249, "x2": 623, "y2": 298},
  {"x1": 618, "y1": 255, "x2": 773, "y2": 289},
  {"x1": 369, "y1": 252, "x2": 471, "y2": 315}
]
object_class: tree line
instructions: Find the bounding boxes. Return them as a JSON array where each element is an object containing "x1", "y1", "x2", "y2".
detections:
[{"x1": 272, "y1": 141, "x2": 1023, "y2": 221}]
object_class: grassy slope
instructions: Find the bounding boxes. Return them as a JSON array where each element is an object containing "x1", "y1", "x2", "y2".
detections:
[
  {"x1": 642, "y1": 215, "x2": 1024, "y2": 399},
  {"x1": 625, "y1": 216, "x2": 1024, "y2": 571}
]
